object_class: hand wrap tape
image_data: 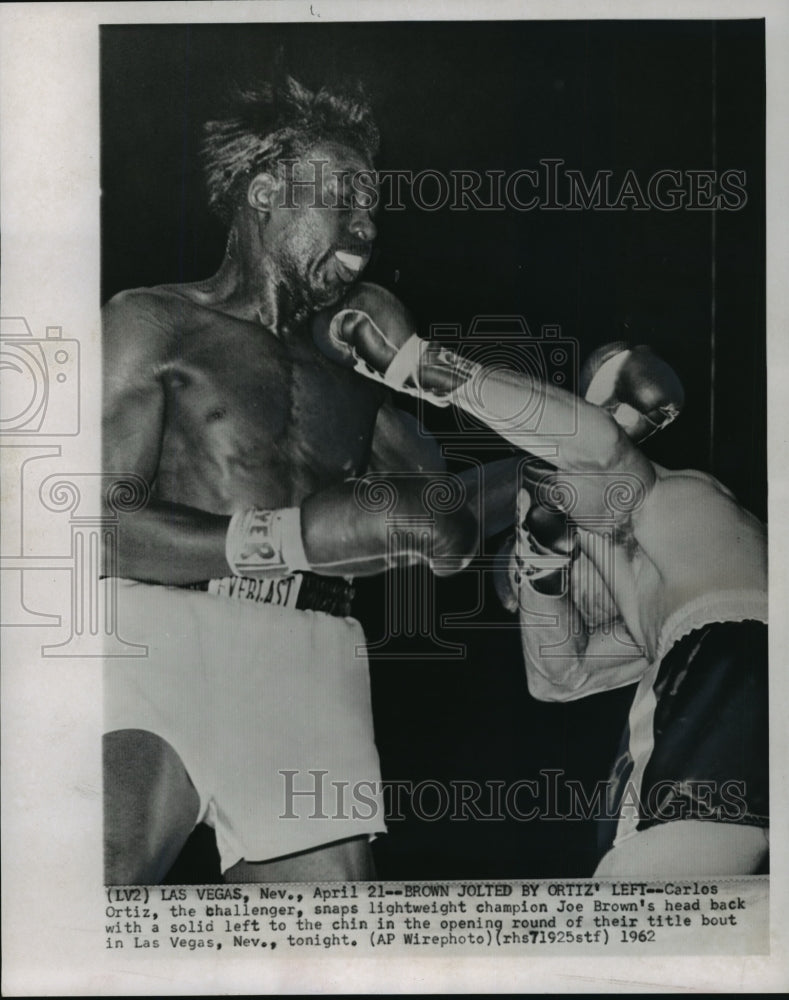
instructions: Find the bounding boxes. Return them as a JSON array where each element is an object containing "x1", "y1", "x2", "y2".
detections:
[
  {"x1": 329, "y1": 309, "x2": 454, "y2": 407},
  {"x1": 225, "y1": 507, "x2": 310, "y2": 579}
]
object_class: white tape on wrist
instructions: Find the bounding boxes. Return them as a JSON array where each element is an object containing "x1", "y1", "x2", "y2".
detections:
[
  {"x1": 515, "y1": 524, "x2": 571, "y2": 585},
  {"x1": 522, "y1": 561, "x2": 570, "y2": 582},
  {"x1": 225, "y1": 507, "x2": 310, "y2": 579},
  {"x1": 358, "y1": 333, "x2": 456, "y2": 408},
  {"x1": 329, "y1": 308, "x2": 453, "y2": 407}
]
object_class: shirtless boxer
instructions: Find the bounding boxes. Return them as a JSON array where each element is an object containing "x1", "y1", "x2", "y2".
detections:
[
  {"x1": 102, "y1": 80, "x2": 476, "y2": 885},
  {"x1": 313, "y1": 282, "x2": 768, "y2": 876}
]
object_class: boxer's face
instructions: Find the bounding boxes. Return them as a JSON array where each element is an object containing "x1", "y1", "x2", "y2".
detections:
[{"x1": 262, "y1": 141, "x2": 378, "y2": 311}]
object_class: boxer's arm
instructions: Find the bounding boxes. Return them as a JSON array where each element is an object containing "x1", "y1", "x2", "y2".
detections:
[
  {"x1": 522, "y1": 619, "x2": 650, "y2": 701},
  {"x1": 104, "y1": 295, "x2": 475, "y2": 582},
  {"x1": 372, "y1": 404, "x2": 523, "y2": 538},
  {"x1": 301, "y1": 476, "x2": 478, "y2": 578},
  {"x1": 364, "y1": 403, "x2": 478, "y2": 575},
  {"x1": 426, "y1": 362, "x2": 655, "y2": 491},
  {"x1": 510, "y1": 536, "x2": 649, "y2": 701},
  {"x1": 399, "y1": 358, "x2": 657, "y2": 528},
  {"x1": 458, "y1": 456, "x2": 523, "y2": 538},
  {"x1": 317, "y1": 283, "x2": 655, "y2": 505},
  {"x1": 368, "y1": 400, "x2": 445, "y2": 473},
  {"x1": 103, "y1": 291, "x2": 232, "y2": 583}
]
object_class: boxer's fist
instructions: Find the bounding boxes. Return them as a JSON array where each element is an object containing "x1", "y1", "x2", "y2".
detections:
[
  {"x1": 301, "y1": 476, "x2": 478, "y2": 579},
  {"x1": 518, "y1": 502, "x2": 578, "y2": 597},
  {"x1": 313, "y1": 282, "x2": 415, "y2": 374},
  {"x1": 311, "y1": 283, "x2": 462, "y2": 405},
  {"x1": 525, "y1": 503, "x2": 577, "y2": 559},
  {"x1": 580, "y1": 341, "x2": 684, "y2": 442}
]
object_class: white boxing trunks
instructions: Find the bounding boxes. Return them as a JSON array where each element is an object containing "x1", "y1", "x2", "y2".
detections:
[{"x1": 104, "y1": 577, "x2": 386, "y2": 873}]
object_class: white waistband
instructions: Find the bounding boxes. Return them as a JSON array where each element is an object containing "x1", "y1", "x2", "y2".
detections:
[{"x1": 656, "y1": 589, "x2": 768, "y2": 662}]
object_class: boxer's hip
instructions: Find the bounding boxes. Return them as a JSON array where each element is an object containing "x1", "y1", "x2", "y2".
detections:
[
  {"x1": 103, "y1": 577, "x2": 385, "y2": 871},
  {"x1": 600, "y1": 618, "x2": 768, "y2": 856}
]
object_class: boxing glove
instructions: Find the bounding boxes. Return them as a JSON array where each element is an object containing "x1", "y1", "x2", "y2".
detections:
[
  {"x1": 580, "y1": 341, "x2": 684, "y2": 443},
  {"x1": 312, "y1": 282, "x2": 463, "y2": 406},
  {"x1": 515, "y1": 497, "x2": 579, "y2": 596},
  {"x1": 301, "y1": 477, "x2": 478, "y2": 579},
  {"x1": 225, "y1": 478, "x2": 478, "y2": 581}
]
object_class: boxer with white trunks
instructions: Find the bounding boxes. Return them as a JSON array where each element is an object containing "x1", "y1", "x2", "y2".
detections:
[
  {"x1": 102, "y1": 80, "x2": 477, "y2": 885},
  {"x1": 313, "y1": 282, "x2": 768, "y2": 876}
]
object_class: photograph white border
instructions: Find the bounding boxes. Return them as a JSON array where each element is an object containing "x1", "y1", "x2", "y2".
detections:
[{"x1": 1, "y1": 1, "x2": 787, "y2": 993}]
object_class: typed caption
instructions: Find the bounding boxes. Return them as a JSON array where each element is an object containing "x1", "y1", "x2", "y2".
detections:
[{"x1": 104, "y1": 877, "x2": 767, "y2": 957}]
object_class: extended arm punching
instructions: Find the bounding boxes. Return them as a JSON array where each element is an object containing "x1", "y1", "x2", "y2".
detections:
[
  {"x1": 313, "y1": 282, "x2": 683, "y2": 698},
  {"x1": 313, "y1": 283, "x2": 678, "y2": 487},
  {"x1": 227, "y1": 477, "x2": 477, "y2": 581}
]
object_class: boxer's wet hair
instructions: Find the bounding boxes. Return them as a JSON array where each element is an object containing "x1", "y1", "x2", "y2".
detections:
[{"x1": 202, "y1": 76, "x2": 380, "y2": 223}]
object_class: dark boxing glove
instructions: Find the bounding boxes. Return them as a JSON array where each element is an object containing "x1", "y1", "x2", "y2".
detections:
[
  {"x1": 579, "y1": 341, "x2": 684, "y2": 443},
  {"x1": 312, "y1": 282, "x2": 458, "y2": 406},
  {"x1": 300, "y1": 477, "x2": 478, "y2": 579},
  {"x1": 518, "y1": 500, "x2": 579, "y2": 596},
  {"x1": 495, "y1": 458, "x2": 578, "y2": 609},
  {"x1": 514, "y1": 458, "x2": 580, "y2": 598}
]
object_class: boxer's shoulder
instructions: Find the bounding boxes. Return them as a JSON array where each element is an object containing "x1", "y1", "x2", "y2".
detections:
[
  {"x1": 635, "y1": 464, "x2": 765, "y2": 587},
  {"x1": 104, "y1": 282, "x2": 184, "y2": 314},
  {"x1": 637, "y1": 469, "x2": 734, "y2": 535},
  {"x1": 103, "y1": 285, "x2": 187, "y2": 346},
  {"x1": 651, "y1": 464, "x2": 740, "y2": 504},
  {"x1": 103, "y1": 283, "x2": 235, "y2": 371},
  {"x1": 102, "y1": 288, "x2": 189, "y2": 387}
]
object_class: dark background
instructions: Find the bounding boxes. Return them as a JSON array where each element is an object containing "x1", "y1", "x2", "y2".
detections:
[{"x1": 101, "y1": 20, "x2": 766, "y2": 881}]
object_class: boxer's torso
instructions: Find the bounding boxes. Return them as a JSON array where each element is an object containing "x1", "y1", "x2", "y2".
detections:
[{"x1": 123, "y1": 286, "x2": 384, "y2": 514}]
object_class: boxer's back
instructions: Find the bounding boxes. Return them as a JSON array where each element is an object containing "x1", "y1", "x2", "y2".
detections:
[
  {"x1": 635, "y1": 464, "x2": 766, "y2": 611},
  {"x1": 568, "y1": 460, "x2": 765, "y2": 664},
  {"x1": 589, "y1": 463, "x2": 767, "y2": 659}
]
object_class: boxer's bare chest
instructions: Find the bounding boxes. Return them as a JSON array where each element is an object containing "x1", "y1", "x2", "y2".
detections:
[{"x1": 153, "y1": 308, "x2": 382, "y2": 511}]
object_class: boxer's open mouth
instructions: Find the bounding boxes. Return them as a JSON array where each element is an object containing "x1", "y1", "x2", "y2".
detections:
[{"x1": 334, "y1": 250, "x2": 367, "y2": 275}]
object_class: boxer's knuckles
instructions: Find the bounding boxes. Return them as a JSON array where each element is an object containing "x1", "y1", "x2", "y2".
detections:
[
  {"x1": 349, "y1": 312, "x2": 398, "y2": 372},
  {"x1": 429, "y1": 502, "x2": 479, "y2": 576},
  {"x1": 301, "y1": 477, "x2": 477, "y2": 577},
  {"x1": 311, "y1": 306, "x2": 356, "y2": 367},
  {"x1": 356, "y1": 476, "x2": 478, "y2": 577},
  {"x1": 314, "y1": 281, "x2": 416, "y2": 375}
]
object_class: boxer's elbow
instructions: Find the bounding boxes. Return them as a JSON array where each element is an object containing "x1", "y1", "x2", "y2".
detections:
[
  {"x1": 590, "y1": 416, "x2": 653, "y2": 485},
  {"x1": 524, "y1": 653, "x2": 591, "y2": 702},
  {"x1": 578, "y1": 408, "x2": 625, "y2": 471},
  {"x1": 526, "y1": 670, "x2": 591, "y2": 703}
]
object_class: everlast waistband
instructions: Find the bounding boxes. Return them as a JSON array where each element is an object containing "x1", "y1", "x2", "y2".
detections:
[{"x1": 182, "y1": 570, "x2": 355, "y2": 618}]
